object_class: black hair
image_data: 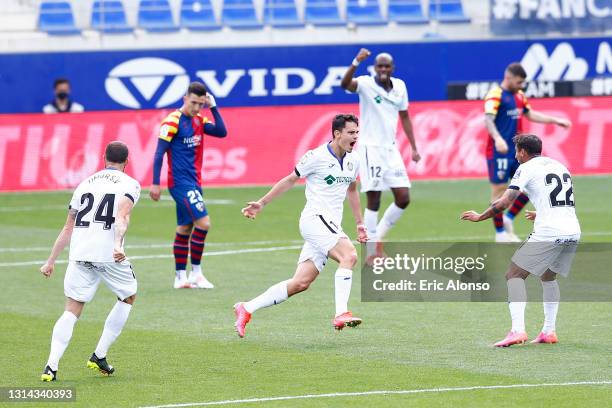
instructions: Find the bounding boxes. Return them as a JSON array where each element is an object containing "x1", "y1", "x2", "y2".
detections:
[
  {"x1": 513, "y1": 133, "x2": 542, "y2": 156},
  {"x1": 187, "y1": 81, "x2": 207, "y2": 97},
  {"x1": 506, "y1": 63, "x2": 527, "y2": 79},
  {"x1": 105, "y1": 141, "x2": 129, "y2": 164},
  {"x1": 331, "y1": 114, "x2": 359, "y2": 138},
  {"x1": 53, "y1": 78, "x2": 69, "y2": 89}
]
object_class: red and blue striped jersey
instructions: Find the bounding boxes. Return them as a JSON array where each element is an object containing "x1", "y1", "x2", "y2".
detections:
[
  {"x1": 159, "y1": 110, "x2": 209, "y2": 188},
  {"x1": 484, "y1": 86, "x2": 531, "y2": 159}
]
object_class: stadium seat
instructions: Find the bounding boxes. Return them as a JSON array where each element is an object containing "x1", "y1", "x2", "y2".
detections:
[
  {"x1": 138, "y1": 0, "x2": 179, "y2": 31},
  {"x1": 346, "y1": 0, "x2": 386, "y2": 25},
  {"x1": 388, "y1": 0, "x2": 428, "y2": 24},
  {"x1": 222, "y1": 0, "x2": 263, "y2": 29},
  {"x1": 305, "y1": 0, "x2": 344, "y2": 26},
  {"x1": 91, "y1": 1, "x2": 133, "y2": 33},
  {"x1": 428, "y1": 0, "x2": 470, "y2": 23},
  {"x1": 263, "y1": 0, "x2": 303, "y2": 28},
  {"x1": 181, "y1": 0, "x2": 220, "y2": 30},
  {"x1": 38, "y1": 1, "x2": 80, "y2": 35}
]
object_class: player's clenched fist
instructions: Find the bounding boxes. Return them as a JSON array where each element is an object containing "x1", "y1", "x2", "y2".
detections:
[
  {"x1": 114, "y1": 246, "x2": 126, "y2": 263},
  {"x1": 40, "y1": 263, "x2": 54, "y2": 278},
  {"x1": 356, "y1": 224, "x2": 368, "y2": 243},
  {"x1": 149, "y1": 184, "x2": 161, "y2": 201},
  {"x1": 242, "y1": 201, "x2": 263, "y2": 219},
  {"x1": 525, "y1": 210, "x2": 536, "y2": 221},
  {"x1": 355, "y1": 48, "x2": 371, "y2": 63}
]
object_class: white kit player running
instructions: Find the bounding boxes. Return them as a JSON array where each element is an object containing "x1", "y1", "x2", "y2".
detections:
[
  {"x1": 341, "y1": 48, "x2": 421, "y2": 261},
  {"x1": 462, "y1": 134, "x2": 580, "y2": 347},
  {"x1": 40, "y1": 141, "x2": 141, "y2": 381},
  {"x1": 234, "y1": 114, "x2": 368, "y2": 337}
]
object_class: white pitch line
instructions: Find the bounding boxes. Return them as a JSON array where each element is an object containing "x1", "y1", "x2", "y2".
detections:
[
  {"x1": 2, "y1": 231, "x2": 611, "y2": 253},
  {"x1": 0, "y1": 199, "x2": 235, "y2": 213},
  {"x1": 0, "y1": 240, "x2": 304, "y2": 253},
  {"x1": 139, "y1": 381, "x2": 612, "y2": 408},
  {"x1": 0, "y1": 245, "x2": 302, "y2": 267}
]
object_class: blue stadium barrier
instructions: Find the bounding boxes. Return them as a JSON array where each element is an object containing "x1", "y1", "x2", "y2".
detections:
[
  {"x1": 91, "y1": 1, "x2": 133, "y2": 33},
  {"x1": 38, "y1": 1, "x2": 80, "y2": 35},
  {"x1": 181, "y1": 0, "x2": 221, "y2": 30},
  {"x1": 429, "y1": 0, "x2": 470, "y2": 23},
  {"x1": 305, "y1": 0, "x2": 344, "y2": 26},
  {"x1": 222, "y1": 0, "x2": 263, "y2": 29},
  {"x1": 346, "y1": 0, "x2": 386, "y2": 26},
  {"x1": 138, "y1": 0, "x2": 179, "y2": 31},
  {"x1": 263, "y1": 0, "x2": 303, "y2": 28},
  {"x1": 388, "y1": 0, "x2": 428, "y2": 24}
]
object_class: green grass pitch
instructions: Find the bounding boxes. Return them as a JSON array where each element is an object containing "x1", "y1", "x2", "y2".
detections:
[{"x1": 0, "y1": 177, "x2": 610, "y2": 407}]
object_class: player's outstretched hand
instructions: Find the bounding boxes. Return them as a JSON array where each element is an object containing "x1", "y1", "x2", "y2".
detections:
[
  {"x1": 114, "y1": 246, "x2": 126, "y2": 263},
  {"x1": 412, "y1": 150, "x2": 421, "y2": 163},
  {"x1": 40, "y1": 262, "x2": 54, "y2": 278},
  {"x1": 555, "y1": 117, "x2": 572, "y2": 129},
  {"x1": 149, "y1": 185, "x2": 161, "y2": 201},
  {"x1": 242, "y1": 201, "x2": 263, "y2": 219},
  {"x1": 495, "y1": 138, "x2": 509, "y2": 154},
  {"x1": 356, "y1": 48, "x2": 371, "y2": 63},
  {"x1": 461, "y1": 210, "x2": 481, "y2": 222},
  {"x1": 356, "y1": 224, "x2": 368, "y2": 243},
  {"x1": 525, "y1": 210, "x2": 536, "y2": 221}
]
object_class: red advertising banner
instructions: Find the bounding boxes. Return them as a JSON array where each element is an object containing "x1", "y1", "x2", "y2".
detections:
[{"x1": 1, "y1": 97, "x2": 611, "y2": 191}]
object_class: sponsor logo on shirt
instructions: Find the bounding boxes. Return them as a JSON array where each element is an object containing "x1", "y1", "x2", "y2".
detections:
[
  {"x1": 183, "y1": 134, "x2": 202, "y2": 148},
  {"x1": 374, "y1": 95, "x2": 382, "y2": 104},
  {"x1": 324, "y1": 174, "x2": 353, "y2": 185},
  {"x1": 506, "y1": 108, "x2": 521, "y2": 119}
]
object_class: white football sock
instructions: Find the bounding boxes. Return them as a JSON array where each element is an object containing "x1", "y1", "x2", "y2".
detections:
[
  {"x1": 334, "y1": 268, "x2": 353, "y2": 316},
  {"x1": 507, "y1": 278, "x2": 527, "y2": 332},
  {"x1": 191, "y1": 264, "x2": 202, "y2": 275},
  {"x1": 94, "y1": 301, "x2": 132, "y2": 359},
  {"x1": 47, "y1": 311, "x2": 78, "y2": 371},
  {"x1": 541, "y1": 280, "x2": 560, "y2": 334},
  {"x1": 176, "y1": 270, "x2": 186, "y2": 280},
  {"x1": 244, "y1": 280, "x2": 289, "y2": 313},
  {"x1": 376, "y1": 203, "x2": 405, "y2": 241},
  {"x1": 364, "y1": 208, "x2": 378, "y2": 256}
]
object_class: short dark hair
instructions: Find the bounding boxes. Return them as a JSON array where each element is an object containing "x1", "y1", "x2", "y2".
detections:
[
  {"x1": 105, "y1": 141, "x2": 129, "y2": 164},
  {"x1": 187, "y1": 81, "x2": 207, "y2": 97},
  {"x1": 513, "y1": 133, "x2": 542, "y2": 156},
  {"x1": 54, "y1": 78, "x2": 69, "y2": 89},
  {"x1": 331, "y1": 114, "x2": 359, "y2": 138},
  {"x1": 506, "y1": 63, "x2": 527, "y2": 79}
]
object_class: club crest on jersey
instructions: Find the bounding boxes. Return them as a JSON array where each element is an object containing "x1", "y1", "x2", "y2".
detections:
[
  {"x1": 196, "y1": 202, "x2": 205, "y2": 212},
  {"x1": 497, "y1": 170, "x2": 506, "y2": 180},
  {"x1": 347, "y1": 162, "x2": 353, "y2": 171}
]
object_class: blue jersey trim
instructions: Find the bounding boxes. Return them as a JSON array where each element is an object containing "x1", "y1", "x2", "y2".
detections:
[{"x1": 327, "y1": 143, "x2": 344, "y2": 170}]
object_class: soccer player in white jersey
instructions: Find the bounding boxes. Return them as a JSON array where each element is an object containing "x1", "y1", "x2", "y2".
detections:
[
  {"x1": 234, "y1": 114, "x2": 368, "y2": 337},
  {"x1": 462, "y1": 134, "x2": 580, "y2": 347},
  {"x1": 341, "y1": 48, "x2": 420, "y2": 261},
  {"x1": 40, "y1": 141, "x2": 141, "y2": 381}
]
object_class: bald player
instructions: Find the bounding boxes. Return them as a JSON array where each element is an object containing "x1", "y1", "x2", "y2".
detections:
[{"x1": 341, "y1": 48, "x2": 420, "y2": 261}]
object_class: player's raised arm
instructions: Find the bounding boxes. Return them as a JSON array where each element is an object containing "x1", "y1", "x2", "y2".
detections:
[
  {"x1": 242, "y1": 172, "x2": 300, "y2": 219},
  {"x1": 347, "y1": 181, "x2": 368, "y2": 243},
  {"x1": 40, "y1": 208, "x2": 77, "y2": 278},
  {"x1": 461, "y1": 188, "x2": 520, "y2": 222},
  {"x1": 203, "y1": 94, "x2": 228, "y2": 138},
  {"x1": 113, "y1": 196, "x2": 135, "y2": 263},
  {"x1": 341, "y1": 48, "x2": 371, "y2": 93}
]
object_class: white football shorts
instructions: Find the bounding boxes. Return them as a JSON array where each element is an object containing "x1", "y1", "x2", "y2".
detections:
[
  {"x1": 511, "y1": 234, "x2": 581, "y2": 277},
  {"x1": 359, "y1": 145, "x2": 411, "y2": 192},
  {"x1": 64, "y1": 260, "x2": 137, "y2": 302},
  {"x1": 297, "y1": 214, "x2": 348, "y2": 272}
]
